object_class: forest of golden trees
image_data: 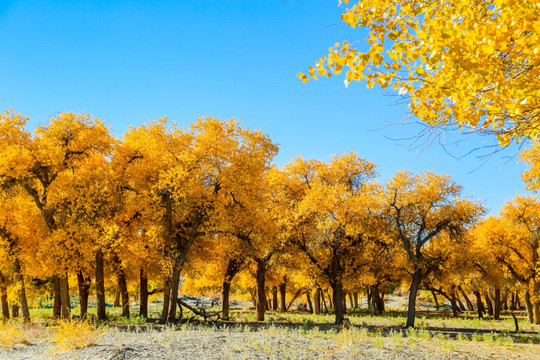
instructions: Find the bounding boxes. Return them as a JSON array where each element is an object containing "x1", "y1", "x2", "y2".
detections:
[{"x1": 1, "y1": 110, "x2": 540, "y2": 329}]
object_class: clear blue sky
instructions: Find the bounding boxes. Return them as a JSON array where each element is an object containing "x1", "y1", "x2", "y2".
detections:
[{"x1": 0, "y1": 0, "x2": 534, "y2": 214}]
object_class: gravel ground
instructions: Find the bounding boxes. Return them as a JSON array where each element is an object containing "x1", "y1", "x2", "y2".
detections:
[{"x1": 2, "y1": 325, "x2": 539, "y2": 360}]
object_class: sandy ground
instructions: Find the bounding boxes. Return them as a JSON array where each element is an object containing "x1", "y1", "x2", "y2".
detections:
[{"x1": 2, "y1": 325, "x2": 539, "y2": 360}]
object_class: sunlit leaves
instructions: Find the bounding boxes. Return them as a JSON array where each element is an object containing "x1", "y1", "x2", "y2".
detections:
[{"x1": 305, "y1": 0, "x2": 540, "y2": 145}]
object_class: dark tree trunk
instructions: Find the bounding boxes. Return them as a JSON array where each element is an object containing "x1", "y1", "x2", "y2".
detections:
[
  {"x1": 167, "y1": 265, "x2": 181, "y2": 323},
  {"x1": 474, "y1": 291, "x2": 484, "y2": 319},
  {"x1": 510, "y1": 291, "x2": 516, "y2": 311},
  {"x1": 0, "y1": 271, "x2": 9, "y2": 321},
  {"x1": 431, "y1": 290, "x2": 440, "y2": 311},
  {"x1": 493, "y1": 287, "x2": 501, "y2": 320},
  {"x1": 222, "y1": 280, "x2": 231, "y2": 320},
  {"x1": 306, "y1": 290, "x2": 313, "y2": 313},
  {"x1": 485, "y1": 293, "x2": 494, "y2": 316},
  {"x1": 353, "y1": 292, "x2": 358, "y2": 308},
  {"x1": 272, "y1": 287, "x2": 278, "y2": 311},
  {"x1": 11, "y1": 302, "x2": 19, "y2": 318},
  {"x1": 76, "y1": 271, "x2": 90, "y2": 319},
  {"x1": 372, "y1": 287, "x2": 383, "y2": 315},
  {"x1": 524, "y1": 290, "x2": 534, "y2": 323},
  {"x1": 255, "y1": 259, "x2": 266, "y2": 321},
  {"x1": 279, "y1": 277, "x2": 287, "y2": 312},
  {"x1": 113, "y1": 288, "x2": 121, "y2": 308},
  {"x1": 12, "y1": 260, "x2": 30, "y2": 323},
  {"x1": 95, "y1": 249, "x2": 107, "y2": 321},
  {"x1": 342, "y1": 291, "x2": 347, "y2": 313},
  {"x1": 118, "y1": 267, "x2": 130, "y2": 318},
  {"x1": 321, "y1": 289, "x2": 328, "y2": 313},
  {"x1": 459, "y1": 287, "x2": 475, "y2": 312},
  {"x1": 161, "y1": 275, "x2": 171, "y2": 323},
  {"x1": 450, "y1": 291, "x2": 459, "y2": 317},
  {"x1": 406, "y1": 270, "x2": 422, "y2": 328},
  {"x1": 456, "y1": 297, "x2": 467, "y2": 312},
  {"x1": 59, "y1": 274, "x2": 71, "y2": 319},
  {"x1": 367, "y1": 288, "x2": 372, "y2": 311},
  {"x1": 139, "y1": 267, "x2": 148, "y2": 318},
  {"x1": 221, "y1": 257, "x2": 244, "y2": 320},
  {"x1": 53, "y1": 276, "x2": 62, "y2": 318},
  {"x1": 331, "y1": 280, "x2": 344, "y2": 324},
  {"x1": 327, "y1": 289, "x2": 334, "y2": 309},
  {"x1": 314, "y1": 288, "x2": 321, "y2": 314}
]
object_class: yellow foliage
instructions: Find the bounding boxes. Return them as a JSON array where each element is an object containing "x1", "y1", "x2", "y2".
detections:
[
  {"x1": 306, "y1": 1, "x2": 540, "y2": 145},
  {"x1": 0, "y1": 322, "x2": 28, "y2": 349},
  {"x1": 48, "y1": 320, "x2": 102, "y2": 355}
]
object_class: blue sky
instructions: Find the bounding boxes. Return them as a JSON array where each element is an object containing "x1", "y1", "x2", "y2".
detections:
[{"x1": 0, "y1": 0, "x2": 534, "y2": 214}]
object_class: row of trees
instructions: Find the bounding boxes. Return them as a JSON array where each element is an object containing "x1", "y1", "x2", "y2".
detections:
[{"x1": 0, "y1": 110, "x2": 539, "y2": 328}]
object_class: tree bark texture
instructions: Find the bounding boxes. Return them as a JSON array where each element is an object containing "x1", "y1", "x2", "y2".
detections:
[
  {"x1": 53, "y1": 276, "x2": 61, "y2": 318},
  {"x1": 118, "y1": 267, "x2": 130, "y2": 318},
  {"x1": 77, "y1": 271, "x2": 90, "y2": 319},
  {"x1": 255, "y1": 259, "x2": 266, "y2": 321},
  {"x1": 95, "y1": 249, "x2": 107, "y2": 321},
  {"x1": 279, "y1": 277, "x2": 287, "y2": 312},
  {"x1": 331, "y1": 280, "x2": 345, "y2": 325},
  {"x1": 139, "y1": 267, "x2": 148, "y2": 318},
  {"x1": 406, "y1": 270, "x2": 422, "y2": 328},
  {"x1": 0, "y1": 271, "x2": 10, "y2": 321},
  {"x1": 59, "y1": 274, "x2": 71, "y2": 319},
  {"x1": 314, "y1": 288, "x2": 321, "y2": 315}
]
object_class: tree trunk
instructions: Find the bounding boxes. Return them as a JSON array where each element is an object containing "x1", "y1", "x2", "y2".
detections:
[
  {"x1": 14, "y1": 263, "x2": 30, "y2": 323},
  {"x1": 510, "y1": 292, "x2": 516, "y2": 311},
  {"x1": 406, "y1": 270, "x2": 422, "y2": 328},
  {"x1": 533, "y1": 302, "x2": 540, "y2": 324},
  {"x1": 331, "y1": 279, "x2": 344, "y2": 324},
  {"x1": 118, "y1": 267, "x2": 130, "y2": 318},
  {"x1": 474, "y1": 291, "x2": 484, "y2": 319},
  {"x1": 347, "y1": 292, "x2": 353, "y2": 309},
  {"x1": 431, "y1": 290, "x2": 440, "y2": 311},
  {"x1": 221, "y1": 279, "x2": 231, "y2": 319},
  {"x1": 11, "y1": 302, "x2": 18, "y2": 318},
  {"x1": 95, "y1": 249, "x2": 107, "y2": 321},
  {"x1": 306, "y1": 290, "x2": 313, "y2": 313},
  {"x1": 255, "y1": 259, "x2": 266, "y2": 321},
  {"x1": 321, "y1": 289, "x2": 328, "y2": 313},
  {"x1": 456, "y1": 297, "x2": 467, "y2": 312},
  {"x1": 367, "y1": 288, "x2": 372, "y2": 311},
  {"x1": 279, "y1": 277, "x2": 287, "y2": 312},
  {"x1": 353, "y1": 292, "x2": 358, "y2": 309},
  {"x1": 76, "y1": 271, "x2": 90, "y2": 319},
  {"x1": 484, "y1": 293, "x2": 494, "y2": 316},
  {"x1": 113, "y1": 288, "x2": 121, "y2": 307},
  {"x1": 372, "y1": 287, "x2": 382, "y2": 315},
  {"x1": 342, "y1": 291, "x2": 347, "y2": 313},
  {"x1": 314, "y1": 288, "x2": 321, "y2": 314},
  {"x1": 53, "y1": 276, "x2": 62, "y2": 318},
  {"x1": 167, "y1": 264, "x2": 183, "y2": 323},
  {"x1": 161, "y1": 275, "x2": 171, "y2": 323},
  {"x1": 524, "y1": 290, "x2": 534, "y2": 323},
  {"x1": 139, "y1": 268, "x2": 148, "y2": 318},
  {"x1": 493, "y1": 287, "x2": 501, "y2": 320},
  {"x1": 59, "y1": 274, "x2": 71, "y2": 319},
  {"x1": 327, "y1": 289, "x2": 334, "y2": 309},
  {"x1": 450, "y1": 291, "x2": 459, "y2": 317},
  {"x1": 459, "y1": 287, "x2": 475, "y2": 312},
  {"x1": 272, "y1": 287, "x2": 278, "y2": 311},
  {"x1": 221, "y1": 257, "x2": 244, "y2": 320},
  {"x1": 0, "y1": 271, "x2": 9, "y2": 321}
]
